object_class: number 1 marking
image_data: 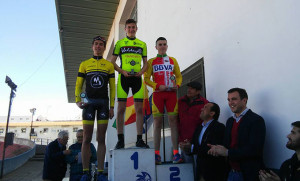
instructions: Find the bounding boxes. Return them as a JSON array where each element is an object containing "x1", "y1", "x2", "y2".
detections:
[{"x1": 130, "y1": 152, "x2": 138, "y2": 170}]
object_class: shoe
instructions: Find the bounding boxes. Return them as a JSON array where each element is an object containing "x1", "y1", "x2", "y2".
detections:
[
  {"x1": 97, "y1": 174, "x2": 108, "y2": 181},
  {"x1": 155, "y1": 154, "x2": 162, "y2": 165},
  {"x1": 115, "y1": 140, "x2": 124, "y2": 149},
  {"x1": 80, "y1": 174, "x2": 92, "y2": 181},
  {"x1": 136, "y1": 139, "x2": 150, "y2": 148},
  {"x1": 173, "y1": 153, "x2": 183, "y2": 164}
]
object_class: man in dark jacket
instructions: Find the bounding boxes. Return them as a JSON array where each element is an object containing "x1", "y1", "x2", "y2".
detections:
[
  {"x1": 181, "y1": 102, "x2": 226, "y2": 181},
  {"x1": 208, "y1": 88, "x2": 266, "y2": 181},
  {"x1": 43, "y1": 130, "x2": 71, "y2": 181},
  {"x1": 65, "y1": 129, "x2": 97, "y2": 181},
  {"x1": 259, "y1": 121, "x2": 300, "y2": 181}
]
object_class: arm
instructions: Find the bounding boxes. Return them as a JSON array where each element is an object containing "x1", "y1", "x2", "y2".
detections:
[
  {"x1": 111, "y1": 55, "x2": 129, "y2": 77},
  {"x1": 65, "y1": 145, "x2": 77, "y2": 164},
  {"x1": 75, "y1": 62, "x2": 86, "y2": 108},
  {"x1": 47, "y1": 143, "x2": 65, "y2": 161},
  {"x1": 136, "y1": 56, "x2": 148, "y2": 77},
  {"x1": 108, "y1": 64, "x2": 116, "y2": 119},
  {"x1": 144, "y1": 59, "x2": 157, "y2": 89},
  {"x1": 173, "y1": 58, "x2": 182, "y2": 88}
]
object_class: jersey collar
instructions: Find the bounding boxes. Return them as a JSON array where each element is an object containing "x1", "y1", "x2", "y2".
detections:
[
  {"x1": 126, "y1": 36, "x2": 136, "y2": 40},
  {"x1": 157, "y1": 54, "x2": 167, "y2": 57},
  {"x1": 93, "y1": 55, "x2": 103, "y2": 60}
]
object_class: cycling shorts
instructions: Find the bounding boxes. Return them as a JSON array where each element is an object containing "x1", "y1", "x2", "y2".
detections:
[
  {"x1": 152, "y1": 91, "x2": 178, "y2": 117},
  {"x1": 117, "y1": 74, "x2": 144, "y2": 102},
  {"x1": 82, "y1": 98, "x2": 109, "y2": 125}
]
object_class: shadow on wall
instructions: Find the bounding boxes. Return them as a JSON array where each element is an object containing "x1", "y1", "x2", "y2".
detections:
[{"x1": 256, "y1": 89, "x2": 294, "y2": 169}]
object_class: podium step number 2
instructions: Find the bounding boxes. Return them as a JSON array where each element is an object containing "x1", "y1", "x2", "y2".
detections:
[{"x1": 109, "y1": 148, "x2": 156, "y2": 181}]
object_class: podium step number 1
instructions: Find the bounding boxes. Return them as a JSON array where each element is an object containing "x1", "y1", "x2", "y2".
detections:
[{"x1": 109, "y1": 148, "x2": 156, "y2": 181}]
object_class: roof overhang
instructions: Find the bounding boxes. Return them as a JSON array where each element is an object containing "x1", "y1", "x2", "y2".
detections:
[{"x1": 55, "y1": 0, "x2": 119, "y2": 102}]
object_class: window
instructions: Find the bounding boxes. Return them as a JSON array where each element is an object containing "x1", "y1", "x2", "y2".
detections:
[
  {"x1": 20, "y1": 118, "x2": 23, "y2": 120},
  {"x1": 73, "y1": 127, "x2": 78, "y2": 132},
  {"x1": 21, "y1": 128, "x2": 26, "y2": 133},
  {"x1": 0, "y1": 129, "x2": 4, "y2": 133},
  {"x1": 43, "y1": 128, "x2": 49, "y2": 133},
  {"x1": 26, "y1": 118, "x2": 29, "y2": 120}
]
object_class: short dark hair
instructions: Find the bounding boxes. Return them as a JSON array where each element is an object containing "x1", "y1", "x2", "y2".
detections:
[
  {"x1": 156, "y1": 37, "x2": 167, "y2": 45},
  {"x1": 228, "y1": 88, "x2": 248, "y2": 100},
  {"x1": 125, "y1": 19, "x2": 137, "y2": 26},
  {"x1": 292, "y1": 121, "x2": 300, "y2": 130},
  {"x1": 210, "y1": 102, "x2": 220, "y2": 120}
]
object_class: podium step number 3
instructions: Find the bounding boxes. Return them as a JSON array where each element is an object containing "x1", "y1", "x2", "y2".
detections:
[{"x1": 109, "y1": 148, "x2": 156, "y2": 181}]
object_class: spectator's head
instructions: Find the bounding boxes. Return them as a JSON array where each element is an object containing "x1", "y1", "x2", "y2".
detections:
[
  {"x1": 186, "y1": 81, "x2": 202, "y2": 99},
  {"x1": 227, "y1": 88, "x2": 248, "y2": 115},
  {"x1": 125, "y1": 19, "x2": 137, "y2": 38},
  {"x1": 57, "y1": 130, "x2": 69, "y2": 146},
  {"x1": 286, "y1": 121, "x2": 300, "y2": 151},
  {"x1": 76, "y1": 129, "x2": 83, "y2": 144},
  {"x1": 155, "y1": 37, "x2": 168, "y2": 55},
  {"x1": 92, "y1": 36, "x2": 106, "y2": 56},
  {"x1": 200, "y1": 102, "x2": 220, "y2": 121}
]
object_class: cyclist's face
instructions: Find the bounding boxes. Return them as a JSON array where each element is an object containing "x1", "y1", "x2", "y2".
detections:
[
  {"x1": 125, "y1": 23, "x2": 137, "y2": 38},
  {"x1": 92, "y1": 40, "x2": 105, "y2": 56},
  {"x1": 156, "y1": 40, "x2": 168, "y2": 55}
]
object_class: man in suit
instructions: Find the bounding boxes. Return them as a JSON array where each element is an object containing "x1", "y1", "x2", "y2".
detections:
[
  {"x1": 181, "y1": 102, "x2": 226, "y2": 181},
  {"x1": 208, "y1": 88, "x2": 266, "y2": 181},
  {"x1": 43, "y1": 130, "x2": 71, "y2": 181}
]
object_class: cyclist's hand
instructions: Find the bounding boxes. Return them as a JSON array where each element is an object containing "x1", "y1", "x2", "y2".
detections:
[
  {"x1": 159, "y1": 85, "x2": 167, "y2": 91},
  {"x1": 76, "y1": 102, "x2": 87, "y2": 109}
]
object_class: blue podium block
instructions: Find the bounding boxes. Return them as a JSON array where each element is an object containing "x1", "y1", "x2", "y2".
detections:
[
  {"x1": 109, "y1": 148, "x2": 156, "y2": 181},
  {"x1": 156, "y1": 163, "x2": 194, "y2": 181}
]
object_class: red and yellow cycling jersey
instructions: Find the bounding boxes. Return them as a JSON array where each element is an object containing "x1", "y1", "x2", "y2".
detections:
[{"x1": 144, "y1": 54, "x2": 182, "y2": 91}]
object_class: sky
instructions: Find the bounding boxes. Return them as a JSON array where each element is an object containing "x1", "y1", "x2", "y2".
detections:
[{"x1": 0, "y1": 1, "x2": 82, "y2": 120}]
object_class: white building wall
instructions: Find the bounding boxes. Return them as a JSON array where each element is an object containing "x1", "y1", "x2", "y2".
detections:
[{"x1": 136, "y1": 0, "x2": 300, "y2": 169}]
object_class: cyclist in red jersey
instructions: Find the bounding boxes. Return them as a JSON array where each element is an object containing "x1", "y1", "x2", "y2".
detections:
[{"x1": 144, "y1": 37, "x2": 183, "y2": 164}]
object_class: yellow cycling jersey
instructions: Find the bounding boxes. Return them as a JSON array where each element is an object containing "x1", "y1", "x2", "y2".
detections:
[
  {"x1": 113, "y1": 36, "x2": 147, "y2": 73},
  {"x1": 75, "y1": 56, "x2": 115, "y2": 107}
]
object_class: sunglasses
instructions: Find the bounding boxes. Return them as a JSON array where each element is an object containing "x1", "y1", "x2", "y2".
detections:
[{"x1": 93, "y1": 36, "x2": 106, "y2": 43}]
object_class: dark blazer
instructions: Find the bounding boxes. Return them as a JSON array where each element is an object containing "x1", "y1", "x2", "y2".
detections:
[
  {"x1": 224, "y1": 109, "x2": 266, "y2": 181},
  {"x1": 43, "y1": 139, "x2": 67, "y2": 181},
  {"x1": 192, "y1": 120, "x2": 227, "y2": 181}
]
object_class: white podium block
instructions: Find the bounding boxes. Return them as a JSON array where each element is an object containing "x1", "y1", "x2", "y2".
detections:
[
  {"x1": 156, "y1": 163, "x2": 194, "y2": 181},
  {"x1": 109, "y1": 148, "x2": 156, "y2": 181}
]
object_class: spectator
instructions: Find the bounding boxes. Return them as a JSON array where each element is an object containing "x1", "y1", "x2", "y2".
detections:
[
  {"x1": 43, "y1": 130, "x2": 71, "y2": 181},
  {"x1": 178, "y1": 81, "x2": 209, "y2": 162},
  {"x1": 208, "y1": 88, "x2": 266, "y2": 181},
  {"x1": 259, "y1": 121, "x2": 300, "y2": 181},
  {"x1": 65, "y1": 129, "x2": 97, "y2": 181},
  {"x1": 180, "y1": 102, "x2": 226, "y2": 181}
]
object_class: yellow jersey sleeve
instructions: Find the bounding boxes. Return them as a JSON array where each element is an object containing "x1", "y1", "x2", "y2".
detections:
[
  {"x1": 75, "y1": 61, "x2": 86, "y2": 102},
  {"x1": 144, "y1": 58, "x2": 157, "y2": 89}
]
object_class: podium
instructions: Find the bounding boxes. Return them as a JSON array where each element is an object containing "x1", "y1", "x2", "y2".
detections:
[
  {"x1": 109, "y1": 148, "x2": 156, "y2": 181},
  {"x1": 109, "y1": 148, "x2": 194, "y2": 181},
  {"x1": 156, "y1": 162, "x2": 194, "y2": 181}
]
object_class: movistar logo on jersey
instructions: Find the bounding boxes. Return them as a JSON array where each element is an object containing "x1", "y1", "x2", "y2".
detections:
[
  {"x1": 90, "y1": 74, "x2": 104, "y2": 88},
  {"x1": 120, "y1": 47, "x2": 142, "y2": 54},
  {"x1": 153, "y1": 64, "x2": 174, "y2": 72}
]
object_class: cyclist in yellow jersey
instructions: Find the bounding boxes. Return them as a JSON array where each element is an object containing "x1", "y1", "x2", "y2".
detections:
[
  {"x1": 111, "y1": 19, "x2": 149, "y2": 149},
  {"x1": 75, "y1": 36, "x2": 115, "y2": 181}
]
